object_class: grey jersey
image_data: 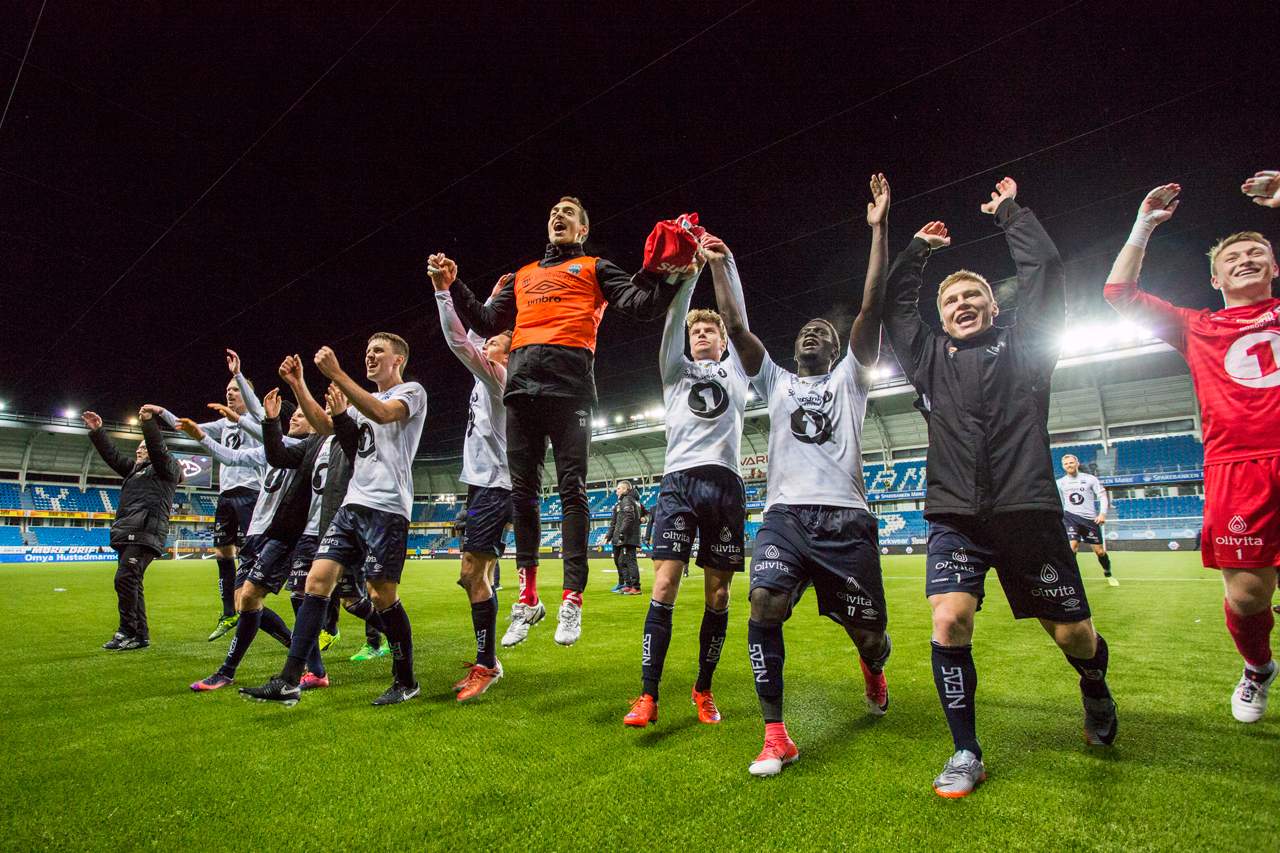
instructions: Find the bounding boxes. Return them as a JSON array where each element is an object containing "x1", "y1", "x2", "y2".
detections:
[
  {"x1": 660, "y1": 261, "x2": 748, "y2": 475},
  {"x1": 1056, "y1": 472, "x2": 1107, "y2": 518},
  {"x1": 160, "y1": 409, "x2": 262, "y2": 493},
  {"x1": 342, "y1": 382, "x2": 428, "y2": 520},
  {"x1": 304, "y1": 437, "x2": 333, "y2": 536},
  {"x1": 435, "y1": 291, "x2": 510, "y2": 489},
  {"x1": 752, "y1": 350, "x2": 872, "y2": 511}
]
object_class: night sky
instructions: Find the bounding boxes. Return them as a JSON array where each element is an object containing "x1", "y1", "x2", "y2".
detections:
[{"x1": 3, "y1": 1, "x2": 1277, "y2": 456}]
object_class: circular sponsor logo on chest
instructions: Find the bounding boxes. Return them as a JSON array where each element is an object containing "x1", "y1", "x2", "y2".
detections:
[{"x1": 1223, "y1": 330, "x2": 1280, "y2": 388}]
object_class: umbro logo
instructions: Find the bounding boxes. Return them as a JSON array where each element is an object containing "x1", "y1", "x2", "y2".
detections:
[{"x1": 525, "y1": 280, "x2": 565, "y2": 295}]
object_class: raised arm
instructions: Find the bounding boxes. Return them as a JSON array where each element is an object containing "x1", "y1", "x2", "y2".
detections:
[
  {"x1": 702, "y1": 235, "x2": 766, "y2": 376},
  {"x1": 327, "y1": 385, "x2": 359, "y2": 460},
  {"x1": 137, "y1": 406, "x2": 180, "y2": 482},
  {"x1": 314, "y1": 347, "x2": 408, "y2": 425},
  {"x1": 278, "y1": 354, "x2": 333, "y2": 436},
  {"x1": 850, "y1": 173, "x2": 890, "y2": 367},
  {"x1": 82, "y1": 411, "x2": 135, "y2": 478},
  {"x1": 1102, "y1": 184, "x2": 1192, "y2": 350},
  {"x1": 433, "y1": 253, "x2": 518, "y2": 339},
  {"x1": 884, "y1": 222, "x2": 947, "y2": 386},
  {"x1": 659, "y1": 274, "x2": 699, "y2": 384},
  {"x1": 433, "y1": 286, "x2": 505, "y2": 396},
  {"x1": 176, "y1": 418, "x2": 266, "y2": 468},
  {"x1": 597, "y1": 261, "x2": 680, "y2": 321},
  {"x1": 225, "y1": 349, "x2": 265, "y2": 424},
  {"x1": 983, "y1": 179, "x2": 1065, "y2": 357}
]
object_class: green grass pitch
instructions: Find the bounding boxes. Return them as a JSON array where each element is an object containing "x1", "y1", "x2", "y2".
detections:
[{"x1": 2, "y1": 553, "x2": 1275, "y2": 851}]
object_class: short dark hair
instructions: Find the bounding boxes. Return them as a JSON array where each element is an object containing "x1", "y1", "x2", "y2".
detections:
[{"x1": 557, "y1": 196, "x2": 588, "y2": 228}]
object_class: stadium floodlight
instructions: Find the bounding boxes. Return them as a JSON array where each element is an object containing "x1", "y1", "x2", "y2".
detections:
[
  {"x1": 62, "y1": 407, "x2": 77, "y2": 419},
  {"x1": 0, "y1": 400, "x2": 6, "y2": 411},
  {"x1": 629, "y1": 413, "x2": 645, "y2": 421},
  {"x1": 127, "y1": 416, "x2": 139, "y2": 426},
  {"x1": 645, "y1": 406, "x2": 664, "y2": 420},
  {"x1": 613, "y1": 414, "x2": 624, "y2": 424},
  {"x1": 871, "y1": 364, "x2": 893, "y2": 380},
  {"x1": 591, "y1": 417, "x2": 606, "y2": 429}
]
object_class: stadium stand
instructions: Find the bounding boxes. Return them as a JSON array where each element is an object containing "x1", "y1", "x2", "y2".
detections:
[{"x1": 0, "y1": 526, "x2": 24, "y2": 546}]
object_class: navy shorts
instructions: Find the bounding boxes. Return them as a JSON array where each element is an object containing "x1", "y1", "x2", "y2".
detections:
[
  {"x1": 316, "y1": 504, "x2": 409, "y2": 584},
  {"x1": 750, "y1": 504, "x2": 885, "y2": 631},
  {"x1": 463, "y1": 485, "x2": 512, "y2": 557},
  {"x1": 233, "y1": 533, "x2": 265, "y2": 588},
  {"x1": 240, "y1": 535, "x2": 294, "y2": 595},
  {"x1": 650, "y1": 465, "x2": 746, "y2": 572},
  {"x1": 1062, "y1": 511, "x2": 1104, "y2": 546},
  {"x1": 285, "y1": 535, "x2": 320, "y2": 594},
  {"x1": 213, "y1": 487, "x2": 259, "y2": 548},
  {"x1": 926, "y1": 511, "x2": 1091, "y2": 623}
]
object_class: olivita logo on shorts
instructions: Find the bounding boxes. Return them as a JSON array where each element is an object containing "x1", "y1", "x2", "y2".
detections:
[
  {"x1": 1217, "y1": 514, "x2": 1263, "y2": 547},
  {"x1": 1228, "y1": 515, "x2": 1248, "y2": 534}
]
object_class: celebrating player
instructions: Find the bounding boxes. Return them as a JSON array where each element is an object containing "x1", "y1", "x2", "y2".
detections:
[
  {"x1": 431, "y1": 266, "x2": 514, "y2": 701},
  {"x1": 84, "y1": 405, "x2": 181, "y2": 651},
  {"x1": 714, "y1": 175, "x2": 892, "y2": 776},
  {"x1": 1056, "y1": 455, "x2": 1117, "y2": 585},
  {"x1": 241, "y1": 335, "x2": 427, "y2": 706},
  {"x1": 1104, "y1": 179, "x2": 1279, "y2": 723},
  {"x1": 159, "y1": 351, "x2": 263, "y2": 641},
  {"x1": 622, "y1": 245, "x2": 748, "y2": 729},
  {"x1": 437, "y1": 198, "x2": 686, "y2": 646},
  {"x1": 884, "y1": 177, "x2": 1117, "y2": 799}
]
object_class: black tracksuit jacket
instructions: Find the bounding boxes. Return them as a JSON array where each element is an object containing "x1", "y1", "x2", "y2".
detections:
[
  {"x1": 883, "y1": 198, "x2": 1065, "y2": 520},
  {"x1": 90, "y1": 417, "x2": 181, "y2": 555}
]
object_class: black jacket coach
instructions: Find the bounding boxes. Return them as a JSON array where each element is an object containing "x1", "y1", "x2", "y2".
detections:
[
  {"x1": 90, "y1": 417, "x2": 181, "y2": 554},
  {"x1": 607, "y1": 489, "x2": 646, "y2": 547},
  {"x1": 883, "y1": 199, "x2": 1065, "y2": 519}
]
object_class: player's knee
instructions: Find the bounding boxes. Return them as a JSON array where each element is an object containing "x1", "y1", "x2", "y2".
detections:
[
  {"x1": 706, "y1": 583, "x2": 731, "y2": 611},
  {"x1": 652, "y1": 572, "x2": 680, "y2": 604},
  {"x1": 749, "y1": 587, "x2": 788, "y2": 624},
  {"x1": 931, "y1": 607, "x2": 973, "y2": 644}
]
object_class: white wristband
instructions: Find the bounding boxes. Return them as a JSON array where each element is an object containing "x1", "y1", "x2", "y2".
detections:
[{"x1": 1125, "y1": 217, "x2": 1157, "y2": 249}]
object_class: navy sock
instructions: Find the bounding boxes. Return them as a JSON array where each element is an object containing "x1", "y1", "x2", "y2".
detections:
[
  {"x1": 365, "y1": 620, "x2": 381, "y2": 647},
  {"x1": 1066, "y1": 633, "x2": 1111, "y2": 699},
  {"x1": 695, "y1": 606, "x2": 729, "y2": 693},
  {"x1": 641, "y1": 600, "x2": 674, "y2": 700},
  {"x1": 216, "y1": 559, "x2": 236, "y2": 617},
  {"x1": 860, "y1": 632, "x2": 892, "y2": 674},
  {"x1": 218, "y1": 608, "x2": 262, "y2": 678},
  {"x1": 290, "y1": 595, "x2": 303, "y2": 617},
  {"x1": 282, "y1": 593, "x2": 328, "y2": 685},
  {"x1": 931, "y1": 642, "x2": 980, "y2": 757},
  {"x1": 259, "y1": 607, "x2": 292, "y2": 648},
  {"x1": 324, "y1": 595, "x2": 341, "y2": 635},
  {"x1": 747, "y1": 619, "x2": 785, "y2": 723},
  {"x1": 1098, "y1": 553, "x2": 1112, "y2": 576},
  {"x1": 345, "y1": 598, "x2": 386, "y2": 636},
  {"x1": 471, "y1": 598, "x2": 497, "y2": 669},
  {"x1": 379, "y1": 600, "x2": 416, "y2": 687}
]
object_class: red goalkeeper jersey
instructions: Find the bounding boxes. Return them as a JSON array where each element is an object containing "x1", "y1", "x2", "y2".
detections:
[{"x1": 1104, "y1": 281, "x2": 1280, "y2": 464}]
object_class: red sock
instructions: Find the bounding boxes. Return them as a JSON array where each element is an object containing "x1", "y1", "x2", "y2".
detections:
[
  {"x1": 518, "y1": 566, "x2": 539, "y2": 607},
  {"x1": 765, "y1": 721, "x2": 790, "y2": 742},
  {"x1": 1224, "y1": 599, "x2": 1274, "y2": 667},
  {"x1": 562, "y1": 589, "x2": 583, "y2": 608}
]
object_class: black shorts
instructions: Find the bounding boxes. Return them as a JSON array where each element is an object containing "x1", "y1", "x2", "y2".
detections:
[
  {"x1": 285, "y1": 534, "x2": 320, "y2": 594},
  {"x1": 240, "y1": 535, "x2": 295, "y2": 595},
  {"x1": 650, "y1": 465, "x2": 746, "y2": 572},
  {"x1": 750, "y1": 504, "x2": 885, "y2": 631},
  {"x1": 233, "y1": 533, "x2": 265, "y2": 588},
  {"x1": 926, "y1": 511, "x2": 1091, "y2": 623},
  {"x1": 316, "y1": 504, "x2": 409, "y2": 584},
  {"x1": 213, "y1": 487, "x2": 259, "y2": 548},
  {"x1": 1062, "y1": 512, "x2": 1104, "y2": 546},
  {"x1": 463, "y1": 485, "x2": 512, "y2": 557}
]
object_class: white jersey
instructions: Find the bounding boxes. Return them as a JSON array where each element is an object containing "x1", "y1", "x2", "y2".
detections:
[
  {"x1": 304, "y1": 437, "x2": 333, "y2": 536},
  {"x1": 435, "y1": 291, "x2": 510, "y2": 489},
  {"x1": 198, "y1": 438, "x2": 290, "y2": 537},
  {"x1": 342, "y1": 382, "x2": 428, "y2": 520},
  {"x1": 659, "y1": 273, "x2": 748, "y2": 475},
  {"x1": 161, "y1": 408, "x2": 262, "y2": 493},
  {"x1": 1056, "y1": 472, "x2": 1107, "y2": 519},
  {"x1": 752, "y1": 350, "x2": 872, "y2": 511}
]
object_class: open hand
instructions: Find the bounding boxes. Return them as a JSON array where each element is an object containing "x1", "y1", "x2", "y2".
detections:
[
  {"x1": 175, "y1": 418, "x2": 205, "y2": 440},
  {"x1": 81, "y1": 411, "x2": 102, "y2": 430},
  {"x1": 325, "y1": 383, "x2": 348, "y2": 415},
  {"x1": 263, "y1": 388, "x2": 282, "y2": 419},
  {"x1": 225, "y1": 348, "x2": 241, "y2": 375},
  {"x1": 1242, "y1": 171, "x2": 1280, "y2": 208},
  {"x1": 866, "y1": 173, "x2": 890, "y2": 227},
  {"x1": 980, "y1": 177, "x2": 1017, "y2": 215},
  {"x1": 914, "y1": 221, "x2": 951, "y2": 249},
  {"x1": 207, "y1": 402, "x2": 240, "y2": 422},
  {"x1": 1136, "y1": 184, "x2": 1180, "y2": 226}
]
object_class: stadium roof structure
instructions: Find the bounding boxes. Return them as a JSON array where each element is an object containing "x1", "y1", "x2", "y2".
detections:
[{"x1": 0, "y1": 332, "x2": 1195, "y2": 499}]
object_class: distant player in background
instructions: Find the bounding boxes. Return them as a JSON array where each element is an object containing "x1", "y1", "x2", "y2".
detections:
[
  {"x1": 1056, "y1": 455, "x2": 1117, "y2": 586},
  {"x1": 622, "y1": 236, "x2": 748, "y2": 730},
  {"x1": 714, "y1": 175, "x2": 892, "y2": 777},
  {"x1": 440, "y1": 198, "x2": 685, "y2": 647},
  {"x1": 241, "y1": 335, "x2": 427, "y2": 706},
  {"x1": 1105, "y1": 177, "x2": 1280, "y2": 723},
  {"x1": 159, "y1": 352, "x2": 263, "y2": 641},
  {"x1": 431, "y1": 264, "x2": 514, "y2": 701},
  {"x1": 83, "y1": 405, "x2": 181, "y2": 651}
]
